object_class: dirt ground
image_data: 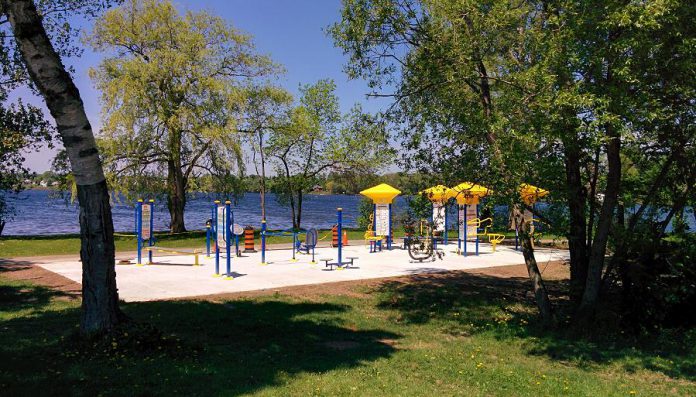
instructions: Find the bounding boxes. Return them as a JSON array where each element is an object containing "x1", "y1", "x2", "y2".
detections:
[{"x1": 0, "y1": 256, "x2": 569, "y2": 302}]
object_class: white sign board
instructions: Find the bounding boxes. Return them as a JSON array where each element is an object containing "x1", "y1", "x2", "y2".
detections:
[
  {"x1": 141, "y1": 203, "x2": 152, "y2": 240},
  {"x1": 432, "y1": 203, "x2": 446, "y2": 232},
  {"x1": 458, "y1": 205, "x2": 478, "y2": 239},
  {"x1": 374, "y1": 204, "x2": 389, "y2": 236},
  {"x1": 216, "y1": 205, "x2": 227, "y2": 248},
  {"x1": 467, "y1": 205, "x2": 478, "y2": 237}
]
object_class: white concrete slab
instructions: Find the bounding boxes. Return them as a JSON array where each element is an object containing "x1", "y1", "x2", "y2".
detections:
[{"x1": 37, "y1": 243, "x2": 569, "y2": 302}]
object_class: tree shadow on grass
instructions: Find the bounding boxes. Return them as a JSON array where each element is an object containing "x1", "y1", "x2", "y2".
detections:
[
  {"x1": 0, "y1": 274, "x2": 74, "y2": 313},
  {"x1": 374, "y1": 271, "x2": 696, "y2": 381},
  {"x1": 0, "y1": 289, "x2": 399, "y2": 396}
]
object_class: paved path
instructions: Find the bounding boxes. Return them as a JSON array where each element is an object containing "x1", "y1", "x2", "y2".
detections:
[{"x1": 37, "y1": 243, "x2": 569, "y2": 302}]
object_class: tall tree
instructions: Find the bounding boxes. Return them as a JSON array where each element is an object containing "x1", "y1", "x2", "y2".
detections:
[
  {"x1": 2, "y1": 0, "x2": 125, "y2": 334},
  {"x1": 268, "y1": 79, "x2": 393, "y2": 228},
  {"x1": 331, "y1": 0, "x2": 695, "y2": 327},
  {"x1": 239, "y1": 85, "x2": 293, "y2": 221},
  {"x1": 86, "y1": 0, "x2": 277, "y2": 232}
]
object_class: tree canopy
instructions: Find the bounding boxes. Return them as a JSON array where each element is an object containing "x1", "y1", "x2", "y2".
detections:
[
  {"x1": 330, "y1": 0, "x2": 696, "y2": 327},
  {"x1": 87, "y1": 0, "x2": 278, "y2": 232}
]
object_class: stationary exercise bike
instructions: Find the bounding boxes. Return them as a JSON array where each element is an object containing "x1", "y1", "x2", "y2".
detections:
[{"x1": 405, "y1": 220, "x2": 444, "y2": 262}]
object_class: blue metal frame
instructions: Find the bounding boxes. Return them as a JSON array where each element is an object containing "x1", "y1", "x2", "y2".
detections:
[
  {"x1": 136, "y1": 200, "x2": 142, "y2": 265},
  {"x1": 337, "y1": 208, "x2": 343, "y2": 266},
  {"x1": 148, "y1": 199, "x2": 154, "y2": 264},
  {"x1": 444, "y1": 201, "x2": 448, "y2": 246},
  {"x1": 214, "y1": 200, "x2": 220, "y2": 275},
  {"x1": 387, "y1": 203, "x2": 392, "y2": 249},
  {"x1": 463, "y1": 204, "x2": 468, "y2": 256},
  {"x1": 261, "y1": 220, "x2": 267, "y2": 265},
  {"x1": 475, "y1": 204, "x2": 480, "y2": 256},
  {"x1": 225, "y1": 200, "x2": 232, "y2": 278}
]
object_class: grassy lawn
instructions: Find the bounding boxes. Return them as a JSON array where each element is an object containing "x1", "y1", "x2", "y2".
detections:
[
  {"x1": 1, "y1": 273, "x2": 694, "y2": 396},
  {"x1": 0, "y1": 229, "x2": 567, "y2": 258},
  {"x1": 0, "y1": 229, "x2": 372, "y2": 258}
]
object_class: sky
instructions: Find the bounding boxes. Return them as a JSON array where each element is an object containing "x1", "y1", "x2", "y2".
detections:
[{"x1": 20, "y1": 0, "x2": 390, "y2": 173}]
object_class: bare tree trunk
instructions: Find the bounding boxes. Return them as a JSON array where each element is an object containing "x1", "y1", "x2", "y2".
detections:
[
  {"x1": 166, "y1": 159, "x2": 187, "y2": 233},
  {"x1": 577, "y1": 127, "x2": 621, "y2": 325},
  {"x1": 563, "y1": 139, "x2": 589, "y2": 305},
  {"x1": 514, "y1": 205, "x2": 555, "y2": 325},
  {"x1": 4, "y1": 0, "x2": 124, "y2": 334},
  {"x1": 295, "y1": 189, "x2": 303, "y2": 229},
  {"x1": 473, "y1": 54, "x2": 553, "y2": 321}
]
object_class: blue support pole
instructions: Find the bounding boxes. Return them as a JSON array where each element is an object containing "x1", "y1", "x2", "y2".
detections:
[
  {"x1": 444, "y1": 201, "x2": 448, "y2": 246},
  {"x1": 463, "y1": 204, "x2": 468, "y2": 256},
  {"x1": 431, "y1": 203, "x2": 436, "y2": 250},
  {"x1": 136, "y1": 199, "x2": 142, "y2": 265},
  {"x1": 475, "y1": 204, "x2": 480, "y2": 256},
  {"x1": 292, "y1": 231, "x2": 297, "y2": 262},
  {"x1": 457, "y1": 204, "x2": 462, "y2": 254},
  {"x1": 148, "y1": 199, "x2": 154, "y2": 264},
  {"x1": 225, "y1": 201, "x2": 232, "y2": 278},
  {"x1": 214, "y1": 200, "x2": 220, "y2": 276},
  {"x1": 387, "y1": 203, "x2": 392, "y2": 249},
  {"x1": 337, "y1": 208, "x2": 343, "y2": 266},
  {"x1": 261, "y1": 220, "x2": 267, "y2": 265}
]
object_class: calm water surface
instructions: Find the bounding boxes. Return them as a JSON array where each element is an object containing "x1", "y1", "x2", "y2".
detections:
[{"x1": 2, "y1": 190, "x2": 408, "y2": 235}]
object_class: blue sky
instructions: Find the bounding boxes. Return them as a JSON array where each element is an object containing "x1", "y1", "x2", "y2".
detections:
[{"x1": 21, "y1": 0, "x2": 389, "y2": 172}]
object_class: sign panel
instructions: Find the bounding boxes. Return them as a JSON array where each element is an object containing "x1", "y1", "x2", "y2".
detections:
[
  {"x1": 216, "y1": 205, "x2": 227, "y2": 248},
  {"x1": 141, "y1": 203, "x2": 152, "y2": 240},
  {"x1": 466, "y1": 205, "x2": 478, "y2": 237},
  {"x1": 432, "y1": 203, "x2": 446, "y2": 232},
  {"x1": 375, "y1": 204, "x2": 389, "y2": 236}
]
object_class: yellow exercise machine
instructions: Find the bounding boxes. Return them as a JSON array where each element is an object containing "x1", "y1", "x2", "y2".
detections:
[{"x1": 360, "y1": 183, "x2": 401, "y2": 251}]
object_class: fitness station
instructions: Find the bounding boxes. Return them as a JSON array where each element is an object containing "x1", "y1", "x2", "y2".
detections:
[{"x1": 38, "y1": 184, "x2": 569, "y2": 302}]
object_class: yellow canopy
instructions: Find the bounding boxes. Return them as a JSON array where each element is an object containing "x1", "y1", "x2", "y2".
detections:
[
  {"x1": 448, "y1": 182, "x2": 492, "y2": 205},
  {"x1": 520, "y1": 184, "x2": 549, "y2": 205},
  {"x1": 420, "y1": 185, "x2": 451, "y2": 202},
  {"x1": 360, "y1": 183, "x2": 401, "y2": 204}
]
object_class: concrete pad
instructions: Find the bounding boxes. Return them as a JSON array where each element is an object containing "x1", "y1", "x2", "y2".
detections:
[{"x1": 37, "y1": 243, "x2": 569, "y2": 302}]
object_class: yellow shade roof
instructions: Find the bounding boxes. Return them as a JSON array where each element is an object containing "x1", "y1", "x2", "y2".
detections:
[
  {"x1": 520, "y1": 184, "x2": 549, "y2": 204},
  {"x1": 360, "y1": 183, "x2": 401, "y2": 204},
  {"x1": 420, "y1": 185, "x2": 451, "y2": 202},
  {"x1": 448, "y1": 182, "x2": 492, "y2": 205}
]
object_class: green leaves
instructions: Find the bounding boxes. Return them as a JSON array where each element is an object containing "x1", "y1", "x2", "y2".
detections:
[{"x1": 86, "y1": 0, "x2": 279, "y2": 207}]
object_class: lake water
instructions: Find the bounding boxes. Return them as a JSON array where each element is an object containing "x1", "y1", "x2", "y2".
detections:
[
  {"x1": 1, "y1": 190, "x2": 409, "y2": 235},
  {"x1": 2, "y1": 190, "x2": 693, "y2": 236}
]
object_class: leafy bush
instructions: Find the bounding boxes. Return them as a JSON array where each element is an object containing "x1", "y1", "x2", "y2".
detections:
[{"x1": 620, "y1": 233, "x2": 696, "y2": 330}]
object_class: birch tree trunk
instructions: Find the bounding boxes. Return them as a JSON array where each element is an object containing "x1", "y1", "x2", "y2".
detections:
[{"x1": 3, "y1": 0, "x2": 124, "y2": 334}]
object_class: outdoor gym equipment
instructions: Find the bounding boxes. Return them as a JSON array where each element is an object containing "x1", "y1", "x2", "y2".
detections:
[
  {"x1": 405, "y1": 219, "x2": 444, "y2": 262},
  {"x1": 260, "y1": 221, "x2": 299, "y2": 265},
  {"x1": 135, "y1": 199, "x2": 154, "y2": 266},
  {"x1": 295, "y1": 228, "x2": 319, "y2": 264},
  {"x1": 421, "y1": 185, "x2": 452, "y2": 248},
  {"x1": 514, "y1": 184, "x2": 549, "y2": 250},
  {"x1": 447, "y1": 182, "x2": 496, "y2": 256},
  {"x1": 360, "y1": 183, "x2": 401, "y2": 249},
  {"x1": 135, "y1": 199, "x2": 202, "y2": 266},
  {"x1": 213, "y1": 200, "x2": 234, "y2": 279},
  {"x1": 321, "y1": 208, "x2": 357, "y2": 270}
]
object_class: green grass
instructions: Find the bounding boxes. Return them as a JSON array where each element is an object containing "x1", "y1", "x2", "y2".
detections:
[
  {"x1": 0, "y1": 229, "x2": 373, "y2": 257},
  {"x1": 1, "y1": 228, "x2": 567, "y2": 258},
  {"x1": 1, "y1": 273, "x2": 694, "y2": 396}
]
